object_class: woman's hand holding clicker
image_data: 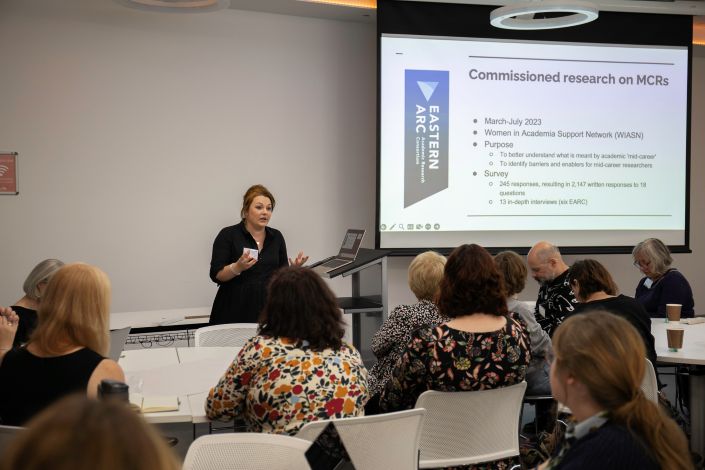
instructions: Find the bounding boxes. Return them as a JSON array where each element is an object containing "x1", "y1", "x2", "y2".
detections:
[{"x1": 229, "y1": 251, "x2": 257, "y2": 276}]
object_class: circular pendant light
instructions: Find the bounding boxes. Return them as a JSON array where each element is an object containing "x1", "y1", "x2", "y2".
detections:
[{"x1": 490, "y1": 0, "x2": 599, "y2": 30}]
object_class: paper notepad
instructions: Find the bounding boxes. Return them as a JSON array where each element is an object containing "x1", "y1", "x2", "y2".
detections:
[
  {"x1": 129, "y1": 393, "x2": 180, "y2": 413},
  {"x1": 682, "y1": 317, "x2": 705, "y2": 325}
]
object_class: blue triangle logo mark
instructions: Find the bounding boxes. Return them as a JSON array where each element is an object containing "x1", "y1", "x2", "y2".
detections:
[{"x1": 417, "y1": 81, "x2": 439, "y2": 101}]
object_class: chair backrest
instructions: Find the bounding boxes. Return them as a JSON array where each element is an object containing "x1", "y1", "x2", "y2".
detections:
[
  {"x1": 194, "y1": 323, "x2": 259, "y2": 347},
  {"x1": 414, "y1": 381, "x2": 527, "y2": 469},
  {"x1": 641, "y1": 358, "x2": 659, "y2": 404},
  {"x1": 183, "y1": 433, "x2": 312, "y2": 470},
  {"x1": 0, "y1": 425, "x2": 24, "y2": 456},
  {"x1": 296, "y1": 408, "x2": 426, "y2": 470}
]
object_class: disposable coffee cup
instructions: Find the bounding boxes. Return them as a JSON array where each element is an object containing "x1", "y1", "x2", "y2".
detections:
[
  {"x1": 666, "y1": 303, "x2": 682, "y2": 323},
  {"x1": 667, "y1": 327, "x2": 684, "y2": 351}
]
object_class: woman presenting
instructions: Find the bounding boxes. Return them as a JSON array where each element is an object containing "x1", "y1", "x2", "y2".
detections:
[{"x1": 209, "y1": 184, "x2": 308, "y2": 325}]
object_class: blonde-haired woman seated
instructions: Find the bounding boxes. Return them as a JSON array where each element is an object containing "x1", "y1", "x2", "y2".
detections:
[
  {"x1": 0, "y1": 394, "x2": 179, "y2": 470},
  {"x1": 540, "y1": 311, "x2": 691, "y2": 470},
  {"x1": 0, "y1": 263, "x2": 124, "y2": 426},
  {"x1": 366, "y1": 251, "x2": 448, "y2": 412}
]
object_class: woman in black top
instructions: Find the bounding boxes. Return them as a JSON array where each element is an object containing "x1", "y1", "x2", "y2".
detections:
[
  {"x1": 567, "y1": 259, "x2": 657, "y2": 371},
  {"x1": 9, "y1": 258, "x2": 64, "y2": 348},
  {"x1": 0, "y1": 263, "x2": 124, "y2": 426},
  {"x1": 209, "y1": 185, "x2": 308, "y2": 324}
]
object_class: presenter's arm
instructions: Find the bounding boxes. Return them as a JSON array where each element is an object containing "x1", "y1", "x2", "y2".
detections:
[
  {"x1": 210, "y1": 227, "x2": 256, "y2": 283},
  {"x1": 86, "y1": 359, "x2": 126, "y2": 398},
  {"x1": 215, "y1": 252, "x2": 257, "y2": 283}
]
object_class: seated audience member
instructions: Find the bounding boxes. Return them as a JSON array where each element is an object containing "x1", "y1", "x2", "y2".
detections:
[
  {"x1": 0, "y1": 394, "x2": 180, "y2": 470},
  {"x1": 9, "y1": 259, "x2": 64, "y2": 348},
  {"x1": 206, "y1": 266, "x2": 368, "y2": 435},
  {"x1": 632, "y1": 238, "x2": 695, "y2": 318},
  {"x1": 527, "y1": 241, "x2": 578, "y2": 337},
  {"x1": 495, "y1": 250, "x2": 552, "y2": 395},
  {"x1": 0, "y1": 263, "x2": 125, "y2": 426},
  {"x1": 380, "y1": 244, "x2": 530, "y2": 469},
  {"x1": 540, "y1": 312, "x2": 691, "y2": 470},
  {"x1": 367, "y1": 251, "x2": 448, "y2": 409},
  {"x1": 568, "y1": 259, "x2": 657, "y2": 371}
]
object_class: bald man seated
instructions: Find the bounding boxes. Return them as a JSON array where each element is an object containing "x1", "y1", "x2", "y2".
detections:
[{"x1": 527, "y1": 241, "x2": 578, "y2": 337}]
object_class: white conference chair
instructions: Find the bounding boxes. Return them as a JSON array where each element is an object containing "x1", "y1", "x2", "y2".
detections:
[
  {"x1": 183, "y1": 433, "x2": 312, "y2": 470},
  {"x1": 414, "y1": 381, "x2": 527, "y2": 469},
  {"x1": 296, "y1": 408, "x2": 426, "y2": 470},
  {"x1": 641, "y1": 358, "x2": 659, "y2": 404},
  {"x1": 194, "y1": 323, "x2": 258, "y2": 347}
]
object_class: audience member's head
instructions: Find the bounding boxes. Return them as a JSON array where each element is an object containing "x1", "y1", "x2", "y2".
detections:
[
  {"x1": 31, "y1": 263, "x2": 111, "y2": 356},
  {"x1": 438, "y1": 244, "x2": 507, "y2": 318},
  {"x1": 240, "y1": 184, "x2": 275, "y2": 219},
  {"x1": 632, "y1": 238, "x2": 673, "y2": 279},
  {"x1": 259, "y1": 266, "x2": 346, "y2": 350},
  {"x1": 527, "y1": 241, "x2": 569, "y2": 284},
  {"x1": 569, "y1": 259, "x2": 618, "y2": 301},
  {"x1": 21, "y1": 259, "x2": 65, "y2": 302},
  {"x1": 408, "y1": 251, "x2": 446, "y2": 302},
  {"x1": 0, "y1": 394, "x2": 180, "y2": 470},
  {"x1": 552, "y1": 312, "x2": 691, "y2": 470},
  {"x1": 494, "y1": 251, "x2": 527, "y2": 297}
]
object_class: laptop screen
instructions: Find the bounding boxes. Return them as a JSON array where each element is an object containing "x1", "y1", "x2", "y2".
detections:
[{"x1": 337, "y1": 229, "x2": 365, "y2": 260}]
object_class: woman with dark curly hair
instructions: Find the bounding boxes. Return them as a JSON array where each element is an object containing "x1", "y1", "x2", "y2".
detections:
[
  {"x1": 379, "y1": 244, "x2": 530, "y2": 469},
  {"x1": 206, "y1": 266, "x2": 368, "y2": 435}
]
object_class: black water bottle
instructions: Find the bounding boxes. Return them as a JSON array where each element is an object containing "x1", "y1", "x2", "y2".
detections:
[{"x1": 97, "y1": 379, "x2": 129, "y2": 403}]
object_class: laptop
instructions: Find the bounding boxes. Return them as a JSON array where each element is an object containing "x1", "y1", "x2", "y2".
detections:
[
  {"x1": 311, "y1": 229, "x2": 365, "y2": 275},
  {"x1": 108, "y1": 326, "x2": 131, "y2": 361}
]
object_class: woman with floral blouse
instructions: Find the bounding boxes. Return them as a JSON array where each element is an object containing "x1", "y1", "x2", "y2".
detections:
[
  {"x1": 380, "y1": 244, "x2": 530, "y2": 470},
  {"x1": 205, "y1": 266, "x2": 368, "y2": 435}
]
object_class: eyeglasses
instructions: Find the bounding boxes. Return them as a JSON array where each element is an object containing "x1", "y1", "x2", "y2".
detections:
[{"x1": 633, "y1": 259, "x2": 651, "y2": 268}]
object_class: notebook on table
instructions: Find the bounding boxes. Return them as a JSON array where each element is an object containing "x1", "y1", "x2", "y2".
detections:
[{"x1": 311, "y1": 229, "x2": 365, "y2": 275}]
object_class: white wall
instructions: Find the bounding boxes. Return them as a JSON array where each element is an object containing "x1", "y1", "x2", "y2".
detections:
[
  {"x1": 0, "y1": 0, "x2": 376, "y2": 311},
  {"x1": 0, "y1": 1, "x2": 702, "y2": 314}
]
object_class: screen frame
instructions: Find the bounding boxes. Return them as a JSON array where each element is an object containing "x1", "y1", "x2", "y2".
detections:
[{"x1": 375, "y1": 0, "x2": 693, "y2": 256}]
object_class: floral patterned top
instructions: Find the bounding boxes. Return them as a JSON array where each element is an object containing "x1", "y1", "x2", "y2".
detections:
[
  {"x1": 206, "y1": 335, "x2": 369, "y2": 435},
  {"x1": 378, "y1": 317, "x2": 530, "y2": 469},
  {"x1": 379, "y1": 316, "x2": 530, "y2": 410},
  {"x1": 368, "y1": 300, "x2": 449, "y2": 397}
]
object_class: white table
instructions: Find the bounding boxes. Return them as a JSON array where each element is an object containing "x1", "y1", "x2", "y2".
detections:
[
  {"x1": 119, "y1": 347, "x2": 240, "y2": 424},
  {"x1": 652, "y1": 319, "x2": 705, "y2": 456},
  {"x1": 110, "y1": 307, "x2": 211, "y2": 330}
]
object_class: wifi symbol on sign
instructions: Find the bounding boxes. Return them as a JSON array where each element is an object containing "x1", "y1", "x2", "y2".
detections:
[{"x1": 0, "y1": 165, "x2": 8, "y2": 176}]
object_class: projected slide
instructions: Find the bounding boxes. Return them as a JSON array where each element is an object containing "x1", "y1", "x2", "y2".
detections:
[{"x1": 379, "y1": 35, "x2": 689, "y2": 249}]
